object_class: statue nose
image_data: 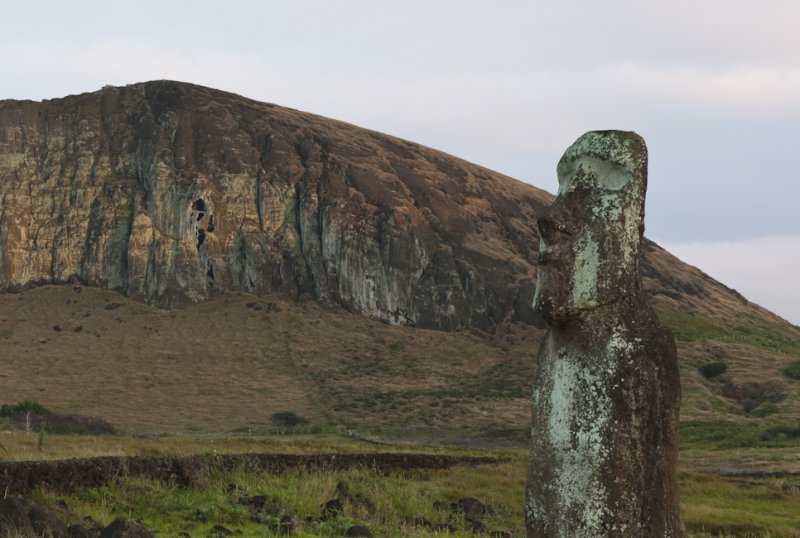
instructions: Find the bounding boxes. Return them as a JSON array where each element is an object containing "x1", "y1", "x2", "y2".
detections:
[{"x1": 537, "y1": 212, "x2": 571, "y2": 242}]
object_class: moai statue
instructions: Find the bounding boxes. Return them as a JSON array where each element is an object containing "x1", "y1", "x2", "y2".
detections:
[{"x1": 527, "y1": 131, "x2": 684, "y2": 537}]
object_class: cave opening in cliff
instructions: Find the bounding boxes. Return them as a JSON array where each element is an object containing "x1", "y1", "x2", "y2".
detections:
[
  {"x1": 196, "y1": 229, "x2": 206, "y2": 248},
  {"x1": 207, "y1": 261, "x2": 215, "y2": 282},
  {"x1": 192, "y1": 199, "x2": 206, "y2": 212},
  {"x1": 207, "y1": 215, "x2": 215, "y2": 232}
]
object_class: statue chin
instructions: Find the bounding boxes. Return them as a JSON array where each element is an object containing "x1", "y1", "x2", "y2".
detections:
[{"x1": 532, "y1": 291, "x2": 573, "y2": 327}]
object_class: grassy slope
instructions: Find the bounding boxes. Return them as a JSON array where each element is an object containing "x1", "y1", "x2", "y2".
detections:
[
  {"x1": 0, "y1": 285, "x2": 539, "y2": 436},
  {"x1": 2, "y1": 286, "x2": 800, "y2": 438},
  {"x1": 3, "y1": 286, "x2": 800, "y2": 534}
]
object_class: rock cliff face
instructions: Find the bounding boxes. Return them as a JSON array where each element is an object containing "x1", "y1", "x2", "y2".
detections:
[{"x1": 0, "y1": 81, "x2": 776, "y2": 330}]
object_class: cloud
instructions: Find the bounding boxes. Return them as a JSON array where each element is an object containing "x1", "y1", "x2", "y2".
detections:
[{"x1": 663, "y1": 235, "x2": 800, "y2": 326}]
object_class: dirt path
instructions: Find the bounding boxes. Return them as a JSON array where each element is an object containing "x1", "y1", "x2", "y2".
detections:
[{"x1": 0, "y1": 452, "x2": 502, "y2": 496}]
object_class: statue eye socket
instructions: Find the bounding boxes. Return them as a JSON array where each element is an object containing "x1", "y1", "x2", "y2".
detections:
[{"x1": 537, "y1": 215, "x2": 572, "y2": 239}]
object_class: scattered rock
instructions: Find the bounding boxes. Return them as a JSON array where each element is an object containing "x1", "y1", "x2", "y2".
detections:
[
  {"x1": 73, "y1": 325, "x2": 83, "y2": 332},
  {"x1": 335, "y1": 480, "x2": 350, "y2": 498},
  {"x1": 344, "y1": 525, "x2": 373, "y2": 537},
  {"x1": 456, "y1": 497, "x2": 488, "y2": 519},
  {"x1": 466, "y1": 518, "x2": 488, "y2": 533},
  {"x1": 52, "y1": 324, "x2": 62, "y2": 332},
  {"x1": 29, "y1": 505, "x2": 69, "y2": 538},
  {"x1": 237, "y1": 495, "x2": 281, "y2": 516},
  {"x1": 98, "y1": 518, "x2": 154, "y2": 538},
  {"x1": 68, "y1": 524, "x2": 100, "y2": 538},
  {"x1": 210, "y1": 524, "x2": 233, "y2": 536},
  {"x1": 0, "y1": 497, "x2": 35, "y2": 537},
  {"x1": 320, "y1": 499, "x2": 343, "y2": 520},
  {"x1": 104, "y1": 303, "x2": 121, "y2": 311},
  {"x1": 333, "y1": 479, "x2": 374, "y2": 510},
  {"x1": 277, "y1": 514, "x2": 297, "y2": 535},
  {"x1": 431, "y1": 523, "x2": 457, "y2": 533},
  {"x1": 400, "y1": 516, "x2": 432, "y2": 528}
]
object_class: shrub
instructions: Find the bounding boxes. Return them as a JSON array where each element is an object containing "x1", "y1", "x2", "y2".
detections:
[
  {"x1": 698, "y1": 361, "x2": 728, "y2": 380},
  {"x1": 1, "y1": 400, "x2": 53, "y2": 417},
  {"x1": 271, "y1": 411, "x2": 308, "y2": 428},
  {"x1": 0, "y1": 401, "x2": 116, "y2": 435},
  {"x1": 721, "y1": 381, "x2": 786, "y2": 415},
  {"x1": 750, "y1": 402, "x2": 779, "y2": 418},
  {"x1": 783, "y1": 360, "x2": 800, "y2": 380},
  {"x1": 760, "y1": 424, "x2": 800, "y2": 442}
]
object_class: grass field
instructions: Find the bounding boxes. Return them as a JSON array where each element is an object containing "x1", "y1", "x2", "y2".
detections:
[{"x1": 1, "y1": 431, "x2": 799, "y2": 537}]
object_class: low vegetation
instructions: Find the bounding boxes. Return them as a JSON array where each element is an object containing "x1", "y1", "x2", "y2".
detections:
[
  {"x1": 0, "y1": 431, "x2": 797, "y2": 537},
  {"x1": 783, "y1": 360, "x2": 800, "y2": 380},
  {"x1": 2, "y1": 288, "x2": 800, "y2": 534},
  {"x1": 698, "y1": 361, "x2": 727, "y2": 380},
  {"x1": 720, "y1": 382, "x2": 786, "y2": 415},
  {"x1": 680, "y1": 420, "x2": 800, "y2": 450},
  {"x1": 1, "y1": 400, "x2": 116, "y2": 436}
]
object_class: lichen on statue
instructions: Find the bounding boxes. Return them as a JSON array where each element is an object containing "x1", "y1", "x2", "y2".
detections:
[{"x1": 527, "y1": 131, "x2": 684, "y2": 537}]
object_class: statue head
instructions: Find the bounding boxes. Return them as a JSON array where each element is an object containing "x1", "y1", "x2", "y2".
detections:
[{"x1": 533, "y1": 130, "x2": 648, "y2": 326}]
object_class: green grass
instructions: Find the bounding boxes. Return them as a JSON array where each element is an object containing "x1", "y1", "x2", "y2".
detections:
[
  {"x1": 655, "y1": 307, "x2": 732, "y2": 342},
  {"x1": 4, "y1": 430, "x2": 800, "y2": 536},
  {"x1": 731, "y1": 316, "x2": 800, "y2": 356},
  {"x1": 19, "y1": 443, "x2": 800, "y2": 537},
  {"x1": 783, "y1": 361, "x2": 800, "y2": 380},
  {"x1": 681, "y1": 471, "x2": 800, "y2": 537},
  {"x1": 655, "y1": 308, "x2": 800, "y2": 356},
  {"x1": 31, "y1": 460, "x2": 526, "y2": 537},
  {"x1": 681, "y1": 420, "x2": 800, "y2": 450}
]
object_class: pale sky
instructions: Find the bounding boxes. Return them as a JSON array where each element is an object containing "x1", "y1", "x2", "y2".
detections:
[{"x1": 2, "y1": 1, "x2": 798, "y2": 324}]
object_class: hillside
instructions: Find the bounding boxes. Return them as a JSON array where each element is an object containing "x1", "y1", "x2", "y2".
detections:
[
  {"x1": 1, "y1": 285, "x2": 798, "y2": 437},
  {"x1": 1, "y1": 81, "x2": 799, "y2": 436},
  {"x1": 0, "y1": 80, "x2": 786, "y2": 331}
]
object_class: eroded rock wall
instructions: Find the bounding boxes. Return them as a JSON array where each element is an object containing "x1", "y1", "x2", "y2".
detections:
[{"x1": 0, "y1": 81, "x2": 546, "y2": 330}]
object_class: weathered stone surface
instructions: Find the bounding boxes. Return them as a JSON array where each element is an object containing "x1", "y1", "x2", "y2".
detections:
[
  {"x1": 0, "y1": 497, "x2": 35, "y2": 537},
  {"x1": 0, "y1": 81, "x2": 548, "y2": 331},
  {"x1": 527, "y1": 131, "x2": 684, "y2": 536},
  {"x1": 29, "y1": 505, "x2": 69, "y2": 538},
  {"x1": 98, "y1": 518, "x2": 154, "y2": 538},
  {"x1": 67, "y1": 524, "x2": 101, "y2": 538},
  {"x1": 344, "y1": 525, "x2": 374, "y2": 537},
  {"x1": 0, "y1": 81, "x2": 771, "y2": 332}
]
